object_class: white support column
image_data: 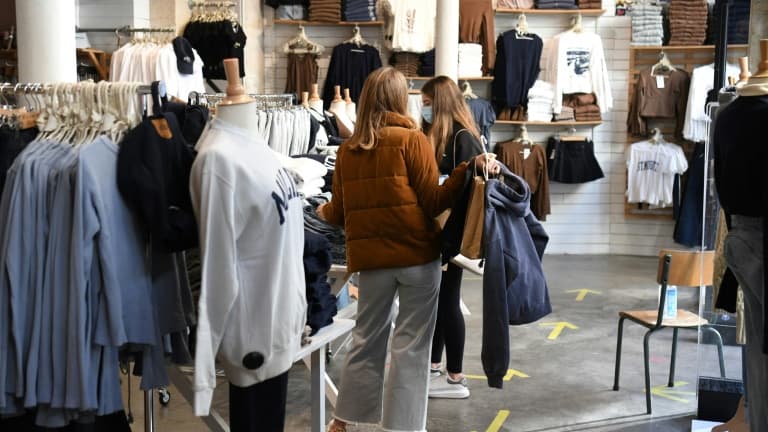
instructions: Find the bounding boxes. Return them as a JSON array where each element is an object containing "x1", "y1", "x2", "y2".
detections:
[
  {"x1": 16, "y1": 0, "x2": 77, "y2": 83},
  {"x1": 749, "y1": 0, "x2": 768, "y2": 72},
  {"x1": 435, "y1": 0, "x2": 459, "y2": 82}
]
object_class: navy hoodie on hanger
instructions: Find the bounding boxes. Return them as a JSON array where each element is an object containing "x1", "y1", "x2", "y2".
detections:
[{"x1": 480, "y1": 165, "x2": 551, "y2": 388}]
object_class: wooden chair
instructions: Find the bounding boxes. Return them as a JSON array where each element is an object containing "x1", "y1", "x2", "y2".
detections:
[{"x1": 612, "y1": 249, "x2": 726, "y2": 414}]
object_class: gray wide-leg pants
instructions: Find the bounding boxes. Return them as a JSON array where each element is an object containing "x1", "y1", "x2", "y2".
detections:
[{"x1": 333, "y1": 259, "x2": 441, "y2": 432}]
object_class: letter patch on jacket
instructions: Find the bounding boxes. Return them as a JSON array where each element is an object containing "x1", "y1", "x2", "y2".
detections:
[{"x1": 271, "y1": 168, "x2": 301, "y2": 225}]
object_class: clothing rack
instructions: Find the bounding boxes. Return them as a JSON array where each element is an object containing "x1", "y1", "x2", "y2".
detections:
[
  {"x1": 196, "y1": 92, "x2": 296, "y2": 109},
  {"x1": 3, "y1": 81, "x2": 157, "y2": 432}
]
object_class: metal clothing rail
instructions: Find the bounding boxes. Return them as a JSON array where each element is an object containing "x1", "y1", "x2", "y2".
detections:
[
  {"x1": 75, "y1": 26, "x2": 176, "y2": 33},
  {"x1": 194, "y1": 92, "x2": 296, "y2": 109}
]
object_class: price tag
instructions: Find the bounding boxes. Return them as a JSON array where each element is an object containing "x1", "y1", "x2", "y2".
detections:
[
  {"x1": 523, "y1": 148, "x2": 531, "y2": 160},
  {"x1": 656, "y1": 75, "x2": 666, "y2": 89}
]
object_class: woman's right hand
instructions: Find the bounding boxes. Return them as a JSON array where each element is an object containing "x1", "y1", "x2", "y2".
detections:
[
  {"x1": 474, "y1": 153, "x2": 500, "y2": 176},
  {"x1": 316, "y1": 203, "x2": 328, "y2": 221}
]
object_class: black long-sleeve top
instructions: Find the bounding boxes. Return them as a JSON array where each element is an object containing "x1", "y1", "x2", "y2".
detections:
[
  {"x1": 491, "y1": 30, "x2": 543, "y2": 113},
  {"x1": 321, "y1": 43, "x2": 382, "y2": 109},
  {"x1": 713, "y1": 94, "x2": 768, "y2": 354}
]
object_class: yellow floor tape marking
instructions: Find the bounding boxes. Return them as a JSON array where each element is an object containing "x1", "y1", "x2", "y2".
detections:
[
  {"x1": 486, "y1": 410, "x2": 510, "y2": 432},
  {"x1": 539, "y1": 321, "x2": 578, "y2": 340},
  {"x1": 465, "y1": 369, "x2": 529, "y2": 381},
  {"x1": 649, "y1": 380, "x2": 695, "y2": 403},
  {"x1": 565, "y1": 288, "x2": 602, "y2": 301}
]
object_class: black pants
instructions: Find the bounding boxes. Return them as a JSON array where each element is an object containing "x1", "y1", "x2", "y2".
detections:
[
  {"x1": 430, "y1": 262, "x2": 465, "y2": 374},
  {"x1": 229, "y1": 371, "x2": 290, "y2": 432}
]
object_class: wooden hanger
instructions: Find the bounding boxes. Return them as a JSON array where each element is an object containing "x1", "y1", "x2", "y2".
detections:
[
  {"x1": 516, "y1": 14, "x2": 530, "y2": 36},
  {"x1": 344, "y1": 25, "x2": 367, "y2": 47},
  {"x1": 651, "y1": 51, "x2": 675, "y2": 75},
  {"x1": 570, "y1": 13, "x2": 583, "y2": 33},
  {"x1": 284, "y1": 26, "x2": 325, "y2": 55},
  {"x1": 461, "y1": 81, "x2": 477, "y2": 99},
  {"x1": 649, "y1": 127, "x2": 663, "y2": 144},
  {"x1": 560, "y1": 126, "x2": 587, "y2": 142}
]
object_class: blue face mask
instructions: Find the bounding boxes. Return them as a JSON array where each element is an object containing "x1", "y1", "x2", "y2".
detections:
[{"x1": 422, "y1": 106, "x2": 433, "y2": 124}]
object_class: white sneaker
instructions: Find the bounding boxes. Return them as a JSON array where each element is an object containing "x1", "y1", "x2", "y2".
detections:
[{"x1": 428, "y1": 374, "x2": 470, "y2": 399}]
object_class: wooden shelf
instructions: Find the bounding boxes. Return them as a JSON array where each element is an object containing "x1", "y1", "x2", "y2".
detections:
[
  {"x1": 274, "y1": 19, "x2": 384, "y2": 26},
  {"x1": 406, "y1": 76, "x2": 494, "y2": 81},
  {"x1": 495, "y1": 120, "x2": 602, "y2": 126},
  {"x1": 495, "y1": 8, "x2": 605, "y2": 16},
  {"x1": 630, "y1": 44, "x2": 749, "y2": 51}
]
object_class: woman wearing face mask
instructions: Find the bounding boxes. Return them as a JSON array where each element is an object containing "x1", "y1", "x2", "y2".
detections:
[{"x1": 421, "y1": 76, "x2": 485, "y2": 399}]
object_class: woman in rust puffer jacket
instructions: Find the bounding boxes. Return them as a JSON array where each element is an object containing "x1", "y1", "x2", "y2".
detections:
[{"x1": 321, "y1": 67, "x2": 497, "y2": 432}]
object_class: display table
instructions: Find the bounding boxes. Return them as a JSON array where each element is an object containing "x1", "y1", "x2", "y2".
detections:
[{"x1": 168, "y1": 317, "x2": 356, "y2": 432}]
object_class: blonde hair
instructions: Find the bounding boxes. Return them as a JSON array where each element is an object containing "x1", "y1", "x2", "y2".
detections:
[
  {"x1": 421, "y1": 76, "x2": 481, "y2": 161},
  {"x1": 347, "y1": 67, "x2": 417, "y2": 150}
]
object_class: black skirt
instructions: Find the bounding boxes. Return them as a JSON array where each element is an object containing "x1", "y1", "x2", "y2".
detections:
[{"x1": 546, "y1": 137, "x2": 604, "y2": 183}]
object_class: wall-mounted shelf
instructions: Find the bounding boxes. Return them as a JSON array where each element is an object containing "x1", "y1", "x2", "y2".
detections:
[
  {"x1": 495, "y1": 8, "x2": 606, "y2": 16},
  {"x1": 273, "y1": 19, "x2": 384, "y2": 26},
  {"x1": 630, "y1": 44, "x2": 749, "y2": 51},
  {"x1": 406, "y1": 76, "x2": 494, "y2": 81},
  {"x1": 496, "y1": 120, "x2": 602, "y2": 126},
  {"x1": 625, "y1": 43, "x2": 750, "y2": 220}
]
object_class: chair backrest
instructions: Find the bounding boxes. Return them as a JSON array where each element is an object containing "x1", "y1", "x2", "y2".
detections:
[{"x1": 657, "y1": 249, "x2": 714, "y2": 287}]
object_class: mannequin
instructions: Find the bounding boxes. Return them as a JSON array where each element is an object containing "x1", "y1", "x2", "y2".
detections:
[
  {"x1": 216, "y1": 58, "x2": 258, "y2": 134},
  {"x1": 737, "y1": 56, "x2": 751, "y2": 85},
  {"x1": 713, "y1": 38, "x2": 768, "y2": 432},
  {"x1": 309, "y1": 83, "x2": 323, "y2": 112},
  {"x1": 330, "y1": 85, "x2": 354, "y2": 138},
  {"x1": 191, "y1": 57, "x2": 306, "y2": 432},
  {"x1": 301, "y1": 91, "x2": 310, "y2": 108},
  {"x1": 344, "y1": 88, "x2": 357, "y2": 123}
]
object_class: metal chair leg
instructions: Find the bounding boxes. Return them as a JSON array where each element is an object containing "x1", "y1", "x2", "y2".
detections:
[
  {"x1": 704, "y1": 325, "x2": 727, "y2": 378},
  {"x1": 643, "y1": 329, "x2": 655, "y2": 415},
  {"x1": 613, "y1": 317, "x2": 626, "y2": 391},
  {"x1": 668, "y1": 327, "x2": 679, "y2": 387}
]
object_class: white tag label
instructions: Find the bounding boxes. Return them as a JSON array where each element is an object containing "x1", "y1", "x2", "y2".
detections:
[
  {"x1": 523, "y1": 148, "x2": 531, "y2": 160},
  {"x1": 656, "y1": 75, "x2": 665, "y2": 89}
]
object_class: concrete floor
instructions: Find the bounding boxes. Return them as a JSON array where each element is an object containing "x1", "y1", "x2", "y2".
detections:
[{"x1": 122, "y1": 255, "x2": 743, "y2": 431}]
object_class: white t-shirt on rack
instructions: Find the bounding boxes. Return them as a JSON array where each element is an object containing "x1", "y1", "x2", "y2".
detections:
[{"x1": 626, "y1": 140, "x2": 688, "y2": 207}]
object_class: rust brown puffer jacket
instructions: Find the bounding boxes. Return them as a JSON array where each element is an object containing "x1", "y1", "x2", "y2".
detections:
[{"x1": 322, "y1": 112, "x2": 469, "y2": 272}]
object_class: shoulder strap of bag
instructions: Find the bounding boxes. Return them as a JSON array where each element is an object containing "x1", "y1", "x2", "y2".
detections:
[{"x1": 453, "y1": 128, "x2": 468, "y2": 169}]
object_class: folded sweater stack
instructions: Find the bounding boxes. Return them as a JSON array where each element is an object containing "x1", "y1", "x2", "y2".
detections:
[
  {"x1": 707, "y1": 0, "x2": 750, "y2": 45},
  {"x1": 668, "y1": 0, "x2": 708, "y2": 46},
  {"x1": 527, "y1": 80, "x2": 556, "y2": 122},
  {"x1": 343, "y1": 0, "x2": 376, "y2": 21},
  {"x1": 536, "y1": 0, "x2": 578, "y2": 9},
  {"x1": 578, "y1": 0, "x2": 603, "y2": 9},
  {"x1": 309, "y1": 0, "x2": 342, "y2": 22},
  {"x1": 563, "y1": 93, "x2": 602, "y2": 121},
  {"x1": 498, "y1": 0, "x2": 535, "y2": 7},
  {"x1": 458, "y1": 43, "x2": 484, "y2": 77},
  {"x1": 390, "y1": 52, "x2": 420, "y2": 77},
  {"x1": 630, "y1": 3, "x2": 664, "y2": 46}
]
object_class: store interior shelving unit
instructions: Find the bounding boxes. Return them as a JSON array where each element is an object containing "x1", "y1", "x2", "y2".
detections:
[
  {"x1": 624, "y1": 43, "x2": 750, "y2": 220},
  {"x1": 273, "y1": 19, "x2": 384, "y2": 26},
  {"x1": 495, "y1": 8, "x2": 605, "y2": 15}
]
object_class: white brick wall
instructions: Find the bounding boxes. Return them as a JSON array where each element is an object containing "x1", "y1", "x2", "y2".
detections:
[{"x1": 262, "y1": 3, "x2": 681, "y2": 257}]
